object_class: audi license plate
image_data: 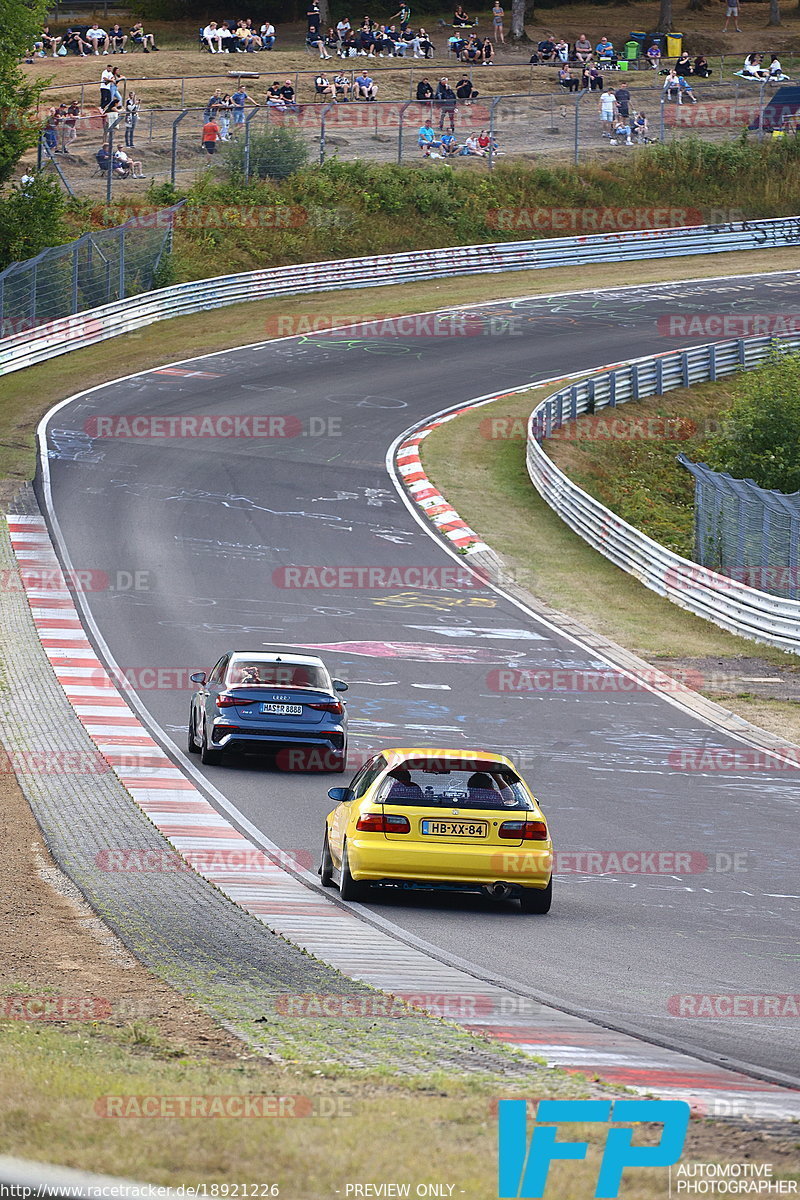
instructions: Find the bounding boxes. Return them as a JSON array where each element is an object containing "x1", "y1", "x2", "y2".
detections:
[
  {"x1": 260, "y1": 703, "x2": 303, "y2": 715},
  {"x1": 421, "y1": 820, "x2": 487, "y2": 838}
]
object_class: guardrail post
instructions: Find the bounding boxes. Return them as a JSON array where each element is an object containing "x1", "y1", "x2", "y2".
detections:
[
  {"x1": 608, "y1": 372, "x2": 617, "y2": 407},
  {"x1": 681, "y1": 350, "x2": 689, "y2": 386},
  {"x1": 709, "y1": 343, "x2": 717, "y2": 381},
  {"x1": 631, "y1": 363, "x2": 640, "y2": 399},
  {"x1": 738, "y1": 338, "x2": 746, "y2": 366},
  {"x1": 655, "y1": 356, "x2": 664, "y2": 394}
]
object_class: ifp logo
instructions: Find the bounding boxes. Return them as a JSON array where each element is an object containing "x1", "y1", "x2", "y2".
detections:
[{"x1": 498, "y1": 1099, "x2": 690, "y2": 1198}]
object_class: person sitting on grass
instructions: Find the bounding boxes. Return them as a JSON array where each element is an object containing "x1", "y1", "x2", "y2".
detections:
[
  {"x1": 675, "y1": 50, "x2": 693, "y2": 75},
  {"x1": 64, "y1": 27, "x2": 91, "y2": 55},
  {"x1": 460, "y1": 132, "x2": 485, "y2": 155},
  {"x1": 266, "y1": 81, "x2": 287, "y2": 108},
  {"x1": 481, "y1": 37, "x2": 494, "y2": 63},
  {"x1": 743, "y1": 52, "x2": 768, "y2": 78},
  {"x1": 663, "y1": 67, "x2": 683, "y2": 101},
  {"x1": 439, "y1": 129, "x2": 458, "y2": 154},
  {"x1": 462, "y1": 35, "x2": 480, "y2": 62},
  {"x1": 559, "y1": 64, "x2": 579, "y2": 91},
  {"x1": 453, "y1": 5, "x2": 472, "y2": 25},
  {"x1": 678, "y1": 74, "x2": 698, "y2": 102},
  {"x1": 634, "y1": 110, "x2": 649, "y2": 141},
  {"x1": 418, "y1": 119, "x2": 439, "y2": 154},
  {"x1": 694, "y1": 54, "x2": 711, "y2": 77},
  {"x1": 610, "y1": 117, "x2": 632, "y2": 145},
  {"x1": 279, "y1": 79, "x2": 298, "y2": 109},
  {"x1": 130, "y1": 22, "x2": 158, "y2": 51},
  {"x1": 477, "y1": 128, "x2": 498, "y2": 152},
  {"x1": 456, "y1": 75, "x2": 478, "y2": 102}
]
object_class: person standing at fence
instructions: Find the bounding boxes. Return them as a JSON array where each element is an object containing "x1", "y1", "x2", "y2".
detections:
[
  {"x1": 232, "y1": 87, "x2": 253, "y2": 130},
  {"x1": 125, "y1": 93, "x2": 139, "y2": 147},
  {"x1": 599, "y1": 87, "x2": 616, "y2": 136},
  {"x1": 62, "y1": 100, "x2": 81, "y2": 152},
  {"x1": 100, "y1": 64, "x2": 115, "y2": 111},
  {"x1": 217, "y1": 95, "x2": 233, "y2": 139},
  {"x1": 202, "y1": 116, "x2": 221, "y2": 154},
  {"x1": 435, "y1": 77, "x2": 457, "y2": 130}
]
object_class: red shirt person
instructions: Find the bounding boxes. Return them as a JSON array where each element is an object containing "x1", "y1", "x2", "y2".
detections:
[{"x1": 202, "y1": 118, "x2": 220, "y2": 154}]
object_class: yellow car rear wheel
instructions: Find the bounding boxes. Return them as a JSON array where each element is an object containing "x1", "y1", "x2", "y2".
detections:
[{"x1": 340, "y1": 840, "x2": 368, "y2": 902}]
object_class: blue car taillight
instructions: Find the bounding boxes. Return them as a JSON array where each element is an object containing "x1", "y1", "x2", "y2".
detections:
[{"x1": 216, "y1": 693, "x2": 255, "y2": 708}]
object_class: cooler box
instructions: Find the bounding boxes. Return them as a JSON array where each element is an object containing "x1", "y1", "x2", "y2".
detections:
[
  {"x1": 617, "y1": 60, "x2": 629, "y2": 70},
  {"x1": 624, "y1": 40, "x2": 640, "y2": 60},
  {"x1": 667, "y1": 33, "x2": 683, "y2": 57}
]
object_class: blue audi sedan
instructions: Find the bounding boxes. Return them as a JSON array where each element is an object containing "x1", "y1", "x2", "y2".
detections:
[{"x1": 188, "y1": 651, "x2": 349, "y2": 770}]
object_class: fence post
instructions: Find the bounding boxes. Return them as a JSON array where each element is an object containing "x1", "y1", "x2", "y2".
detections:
[
  {"x1": 574, "y1": 88, "x2": 587, "y2": 163},
  {"x1": 181, "y1": 77, "x2": 185, "y2": 108},
  {"x1": 397, "y1": 100, "x2": 414, "y2": 164},
  {"x1": 757, "y1": 78, "x2": 766, "y2": 142},
  {"x1": 71, "y1": 240, "x2": 79, "y2": 314},
  {"x1": 320, "y1": 101, "x2": 335, "y2": 164},
  {"x1": 170, "y1": 108, "x2": 193, "y2": 187},
  {"x1": 244, "y1": 104, "x2": 261, "y2": 181},
  {"x1": 487, "y1": 96, "x2": 501, "y2": 170},
  {"x1": 660, "y1": 94, "x2": 666, "y2": 143},
  {"x1": 119, "y1": 226, "x2": 126, "y2": 300}
]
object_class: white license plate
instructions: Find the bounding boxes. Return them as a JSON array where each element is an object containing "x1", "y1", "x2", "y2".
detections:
[
  {"x1": 260, "y1": 703, "x2": 303, "y2": 715},
  {"x1": 421, "y1": 820, "x2": 487, "y2": 838}
]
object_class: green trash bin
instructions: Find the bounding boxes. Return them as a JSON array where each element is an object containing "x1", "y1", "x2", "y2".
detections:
[
  {"x1": 667, "y1": 32, "x2": 683, "y2": 57},
  {"x1": 624, "y1": 39, "x2": 640, "y2": 60}
]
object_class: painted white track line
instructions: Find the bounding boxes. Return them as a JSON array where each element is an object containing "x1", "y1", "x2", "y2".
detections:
[{"x1": 8, "y1": 513, "x2": 800, "y2": 1119}]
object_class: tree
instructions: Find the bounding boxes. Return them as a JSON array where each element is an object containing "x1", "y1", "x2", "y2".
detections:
[
  {"x1": 704, "y1": 351, "x2": 800, "y2": 494},
  {"x1": 657, "y1": 0, "x2": 674, "y2": 33},
  {"x1": 0, "y1": 0, "x2": 50, "y2": 184},
  {"x1": 0, "y1": 176, "x2": 67, "y2": 271},
  {"x1": 768, "y1": 0, "x2": 782, "y2": 24},
  {"x1": 509, "y1": 0, "x2": 530, "y2": 42}
]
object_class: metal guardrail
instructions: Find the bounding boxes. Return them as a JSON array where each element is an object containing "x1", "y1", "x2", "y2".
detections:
[
  {"x1": 1, "y1": 215, "x2": 800, "y2": 376},
  {"x1": 526, "y1": 334, "x2": 800, "y2": 654}
]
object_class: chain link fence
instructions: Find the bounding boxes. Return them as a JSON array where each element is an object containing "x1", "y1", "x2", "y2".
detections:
[
  {"x1": 679, "y1": 455, "x2": 800, "y2": 600},
  {"x1": 32, "y1": 75, "x2": 797, "y2": 198},
  {"x1": 0, "y1": 204, "x2": 181, "y2": 339}
]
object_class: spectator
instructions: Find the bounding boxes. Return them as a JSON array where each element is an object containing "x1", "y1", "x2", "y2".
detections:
[
  {"x1": 481, "y1": 37, "x2": 494, "y2": 64},
  {"x1": 62, "y1": 100, "x2": 80, "y2": 152},
  {"x1": 204, "y1": 91, "x2": 223, "y2": 122},
  {"x1": 492, "y1": 1, "x2": 505, "y2": 44},
  {"x1": 231, "y1": 86, "x2": 252, "y2": 127},
  {"x1": 585, "y1": 64, "x2": 603, "y2": 90},
  {"x1": 201, "y1": 116, "x2": 220, "y2": 154},
  {"x1": 554, "y1": 37, "x2": 570, "y2": 62},
  {"x1": 599, "y1": 86, "x2": 616, "y2": 135},
  {"x1": 47, "y1": 105, "x2": 65, "y2": 150},
  {"x1": 723, "y1": 0, "x2": 742, "y2": 33},
  {"x1": 260, "y1": 22, "x2": 276, "y2": 49},
  {"x1": 537, "y1": 35, "x2": 556, "y2": 61},
  {"x1": 676, "y1": 50, "x2": 693, "y2": 75},
  {"x1": 646, "y1": 41, "x2": 661, "y2": 70},
  {"x1": 124, "y1": 93, "x2": 139, "y2": 146},
  {"x1": 236, "y1": 22, "x2": 262, "y2": 50},
  {"x1": 694, "y1": 55, "x2": 711, "y2": 77},
  {"x1": 280, "y1": 79, "x2": 298, "y2": 109},
  {"x1": 477, "y1": 128, "x2": 497, "y2": 152},
  {"x1": 217, "y1": 93, "x2": 233, "y2": 138},
  {"x1": 416, "y1": 26, "x2": 434, "y2": 56},
  {"x1": 39, "y1": 26, "x2": 62, "y2": 56},
  {"x1": 634, "y1": 111, "x2": 649, "y2": 141},
  {"x1": 435, "y1": 76, "x2": 457, "y2": 130},
  {"x1": 615, "y1": 83, "x2": 631, "y2": 119},
  {"x1": 558, "y1": 65, "x2": 579, "y2": 91},
  {"x1": 336, "y1": 16, "x2": 351, "y2": 40},
  {"x1": 418, "y1": 119, "x2": 438, "y2": 154},
  {"x1": 114, "y1": 147, "x2": 144, "y2": 177},
  {"x1": 307, "y1": 1, "x2": 322, "y2": 35},
  {"x1": 769, "y1": 54, "x2": 787, "y2": 80},
  {"x1": 108, "y1": 24, "x2": 127, "y2": 52},
  {"x1": 460, "y1": 132, "x2": 484, "y2": 155},
  {"x1": 610, "y1": 117, "x2": 632, "y2": 144},
  {"x1": 266, "y1": 81, "x2": 287, "y2": 108},
  {"x1": 95, "y1": 143, "x2": 112, "y2": 172},
  {"x1": 354, "y1": 70, "x2": 377, "y2": 99},
  {"x1": 100, "y1": 65, "x2": 115, "y2": 110},
  {"x1": 574, "y1": 34, "x2": 592, "y2": 62},
  {"x1": 324, "y1": 26, "x2": 339, "y2": 51},
  {"x1": 106, "y1": 66, "x2": 124, "y2": 112},
  {"x1": 340, "y1": 30, "x2": 358, "y2": 55},
  {"x1": 86, "y1": 22, "x2": 110, "y2": 54},
  {"x1": 678, "y1": 75, "x2": 698, "y2": 102},
  {"x1": 462, "y1": 35, "x2": 480, "y2": 62},
  {"x1": 663, "y1": 68, "x2": 683, "y2": 101},
  {"x1": 390, "y1": 2, "x2": 411, "y2": 32},
  {"x1": 743, "y1": 52, "x2": 767, "y2": 78},
  {"x1": 439, "y1": 130, "x2": 458, "y2": 154},
  {"x1": 334, "y1": 72, "x2": 351, "y2": 99},
  {"x1": 64, "y1": 27, "x2": 90, "y2": 55},
  {"x1": 453, "y1": 6, "x2": 471, "y2": 26},
  {"x1": 203, "y1": 22, "x2": 224, "y2": 52},
  {"x1": 130, "y1": 22, "x2": 158, "y2": 51},
  {"x1": 416, "y1": 76, "x2": 434, "y2": 100},
  {"x1": 315, "y1": 72, "x2": 336, "y2": 98},
  {"x1": 456, "y1": 75, "x2": 478, "y2": 102},
  {"x1": 595, "y1": 36, "x2": 616, "y2": 65},
  {"x1": 449, "y1": 32, "x2": 466, "y2": 57}
]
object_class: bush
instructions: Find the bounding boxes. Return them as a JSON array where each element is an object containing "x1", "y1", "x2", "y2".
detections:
[
  {"x1": 223, "y1": 126, "x2": 309, "y2": 184},
  {"x1": 0, "y1": 176, "x2": 68, "y2": 270},
  {"x1": 703, "y1": 351, "x2": 800, "y2": 494}
]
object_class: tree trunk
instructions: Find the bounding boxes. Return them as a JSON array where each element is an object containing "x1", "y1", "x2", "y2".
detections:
[
  {"x1": 657, "y1": 0, "x2": 673, "y2": 33},
  {"x1": 768, "y1": 0, "x2": 781, "y2": 24},
  {"x1": 318, "y1": 0, "x2": 331, "y2": 28},
  {"x1": 509, "y1": 0, "x2": 530, "y2": 41}
]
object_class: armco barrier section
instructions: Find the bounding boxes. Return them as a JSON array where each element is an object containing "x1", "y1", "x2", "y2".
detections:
[
  {"x1": 526, "y1": 335, "x2": 800, "y2": 654},
  {"x1": 1, "y1": 215, "x2": 800, "y2": 376}
]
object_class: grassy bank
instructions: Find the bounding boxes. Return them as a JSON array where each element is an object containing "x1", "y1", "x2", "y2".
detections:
[{"x1": 70, "y1": 137, "x2": 800, "y2": 283}]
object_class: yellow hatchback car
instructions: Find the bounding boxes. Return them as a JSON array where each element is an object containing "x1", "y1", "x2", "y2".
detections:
[{"x1": 320, "y1": 747, "x2": 553, "y2": 913}]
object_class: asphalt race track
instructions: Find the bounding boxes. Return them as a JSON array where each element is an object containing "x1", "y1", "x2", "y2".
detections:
[{"x1": 41, "y1": 272, "x2": 800, "y2": 1084}]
